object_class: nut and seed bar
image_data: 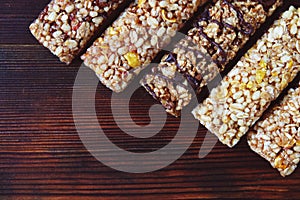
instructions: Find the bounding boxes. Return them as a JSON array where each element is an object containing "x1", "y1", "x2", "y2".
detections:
[
  {"x1": 248, "y1": 81, "x2": 300, "y2": 177},
  {"x1": 81, "y1": 0, "x2": 209, "y2": 92},
  {"x1": 141, "y1": 0, "x2": 283, "y2": 117},
  {"x1": 30, "y1": 0, "x2": 126, "y2": 64},
  {"x1": 192, "y1": 6, "x2": 300, "y2": 147}
]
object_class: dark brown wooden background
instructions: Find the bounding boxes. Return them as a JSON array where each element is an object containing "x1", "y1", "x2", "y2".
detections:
[{"x1": 1, "y1": 0, "x2": 300, "y2": 199}]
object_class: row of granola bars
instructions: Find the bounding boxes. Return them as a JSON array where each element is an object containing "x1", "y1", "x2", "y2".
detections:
[
  {"x1": 141, "y1": 0, "x2": 282, "y2": 116},
  {"x1": 193, "y1": 5, "x2": 300, "y2": 176},
  {"x1": 30, "y1": 1, "x2": 300, "y2": 176}
]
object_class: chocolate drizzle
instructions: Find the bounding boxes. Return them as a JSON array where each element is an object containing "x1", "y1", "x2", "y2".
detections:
[
  {"x1": 195, "y1": 9, "x2": 227, "y2": 65},
  {"x1": 223, "y1": 0, "x2": 254, "y2": 35},
  {"x1": 144, "y1": 84, "x2": 160, "y2": 102},
  {"x1": 194, "y1": 0, "x2": 256, "y2": 65},
  {"x1": 143, "y1": 75, "x2": 189, "y2": 116},
  {"x1": 164, "y1": 53, "x2": 203, "y2": 92},
  {"x1": 154, "y1": 0, "x2": 277, "y2": 99}
]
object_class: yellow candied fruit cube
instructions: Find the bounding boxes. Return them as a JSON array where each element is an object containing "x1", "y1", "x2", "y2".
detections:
[
  {"x1": 108, "y1": 27, "x2": 120, "y2": 36},
  {"x1": 256, "y1": 69, "x2": 266, "y2": 84},
  {"x1": 271, "y1": 71, "x2": 279, "y2": 77},
  {"x1": 287, "y1": 60, "x2": 294, "y2": 70},
  {"x1": 246, "y1": 81, "x2": 254, "y2": 89},
  {"x1": 138, "y1": 0, "x2": 146, "y2": 7},
  {"x1": 161, "y1": 9, "x2": 177, "y2": 23},
  {"x1": 259, "y1": 60, "x2": 267, "y2": 69},
  {"x1": 246, "y1": 81, "x2": 258, "y2": 91},
  {"x1": 280, "y1": 78, "x2": 288, "y2": 90},
  {"x1": 124, "y1": 52, "x2": 141, "y2": 68},
  {"x1": 239, "y1": 82, "x2": 246, "y2": 90}
]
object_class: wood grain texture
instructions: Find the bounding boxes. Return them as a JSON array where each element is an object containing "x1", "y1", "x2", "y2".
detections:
[{"x1": 1, "y1": 0, "x2": 300, "y2": 199}]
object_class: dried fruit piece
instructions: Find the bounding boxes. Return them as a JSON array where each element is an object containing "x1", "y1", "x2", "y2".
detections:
[
  {"x1": 138, "y1": 0, "x2": 146, "y2": 7},
  {"x1": 256, "y1": 69, "x2": 266, "y2": 84},
  {"x1": 124, "y1": 52, "x2": 141, "y2": 68},
  {"x1": 274, "y1": 156, "x2": 287, "y2": 170},
  {"x1": 246, "y1": 81, "x2": 254, "y2": 89},
  {"x1": 287, "y1": 60, "x2": 294, "y2": 70},
  {"x1": 239, "y1": 83, "x2": 246, "y2": 90},
  {"x1": 259, "y1": 60, "x2": 267, "y2": 68},
  {"x1": 108, "y1": 27, "x2": 120, "y2": 36}
]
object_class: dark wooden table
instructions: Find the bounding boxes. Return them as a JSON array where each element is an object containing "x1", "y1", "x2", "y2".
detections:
[{"x1": 1, "y1": 0, "x2": 300, "y2": 199}]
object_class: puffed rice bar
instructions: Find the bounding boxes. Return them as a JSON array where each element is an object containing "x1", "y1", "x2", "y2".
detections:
[
  {"x1": 192, "y1": 6, "x2": 300, "y2": 147},
  {"x1": 141, "y1": 0, "x2": 283, "y2": 117},
  {"x1": 30, "y1": 0, "x2": 126, "y2": 64},
  {"x1": 248, "y1": 81, "x2": 300, "y2": 177},
  {"x1": 81, "y1": 0, "x2": 209, "y2": 92}
]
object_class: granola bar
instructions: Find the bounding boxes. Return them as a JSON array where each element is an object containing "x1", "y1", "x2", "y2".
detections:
[
  {"x1": 192, "y1": 6, "x2": 300, "y2": 147},
  {"x1": 29, "y1": 0, "x2": 126, "y2": 64},
  {"x1": 81, "y1": 0, "x2": 208, "y2": 92},
  {"x1": 248, "y1": 81, "x2": 300, "y2": 177},
  {"x1": 141, "y1": 0, "x2": 283, "y2": 117}
]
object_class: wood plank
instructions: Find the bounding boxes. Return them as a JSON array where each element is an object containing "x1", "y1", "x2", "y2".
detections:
[{"x1": 0, "y1": 0, "x2": 300, "y2": 199}]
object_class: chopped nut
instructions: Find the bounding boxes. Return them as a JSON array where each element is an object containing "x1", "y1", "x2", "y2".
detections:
[
  {"x1": 65, "y1": 39, "x2": 78, "y2": 49},
  {"x1": 54, "y1": 46, "x2": 63, "y2": 56}
]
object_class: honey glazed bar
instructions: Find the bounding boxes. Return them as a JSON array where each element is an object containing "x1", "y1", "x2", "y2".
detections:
[
  {"x1": 82, "y1": 0, "x2": 210, "y2": 92},
  {"x1": 192, "y1": 6, "x2": 300, "y2": 147},
  {"x1": 248, "y1": 81, "x2": 300, "y2": 177},
  {"x1": 30, "y1": 0, "x2": 127, "y2": 64}
]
